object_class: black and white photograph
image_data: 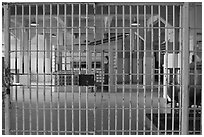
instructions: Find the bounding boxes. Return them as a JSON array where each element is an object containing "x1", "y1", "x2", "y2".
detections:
[{"x1": 1, "y1": 1, "x2": 202, "y2": 135}]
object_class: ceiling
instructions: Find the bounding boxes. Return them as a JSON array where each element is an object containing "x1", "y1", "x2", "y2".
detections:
[
  {"x1": 6, "y1": 3, "x2": 180, "y2": 35},
  {"x1": 2, "y1": 4, "x2": 181, "y2": 49}
]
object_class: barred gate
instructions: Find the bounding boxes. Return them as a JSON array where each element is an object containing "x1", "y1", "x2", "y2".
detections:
[{"x1": 2, "y1": 2, "x2": 202, "y2": 135}]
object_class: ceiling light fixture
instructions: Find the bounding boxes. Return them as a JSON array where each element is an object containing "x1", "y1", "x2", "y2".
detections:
[
  {"x1": 51, "y1": 34, "x2": 56, "y2": 37},
  {"x1": 31, "y1": 21, "x2": 39, "y2": 27},
  {"x1": 131, "y1": 21, "x2": 140, "y2": 26}
]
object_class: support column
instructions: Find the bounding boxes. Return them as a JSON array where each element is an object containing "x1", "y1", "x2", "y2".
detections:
[
  {"x1": 181, "y1": 2, "x2": 189, "y2": 135},
  {"x1": 4, "y1": 4, "x2": 10, "y2": 135}
]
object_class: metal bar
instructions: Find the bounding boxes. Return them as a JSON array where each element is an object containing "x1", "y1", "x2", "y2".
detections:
[
  {"x1": 10, "y1": 26, "x2": 183, "y2": 30},
  {"x1": 143, "y1": 5, "x2": 147, "y2": 134},
  {"x1": 6, "y1": 106, "x2": 178, "y2": 110},
  {"x1": 96, "y1": 2, "x2": 183, "y2": 6},
  {"x1": 181, "y1": 2, "x2": 189, "y2": 135},
  {"x1": 21, "y1": 5, "x2": 24, "y2": 74},
  {"x1": 36, "y1": 4, "x2": 39, "y2": 135},
  {"x1": 64, "y1": 3, "x2": 67, "y2": 135},
  {"x1": 93, "y1": 3, "x2": 97, "y2": 135},
  {"x1": 9, "y1": 49, "x2": 182, "y2": 53},
  {"x1": 49, "y1": 4, "x2": 53, "y2": 135},
  {"x1": 21, "y1": 4, "x2": 25, "y2": 135},
  {"x1": 8, "y1": 2, "x2": 184, "y2": 6},
  {"x1": 129, "y1": 5, "x2": 132, "y2": 135},
  {"x1": 178, "y1": 5, "x2": 183, "y2": 135},
  {"x1": 4, "y1": 3, "x2": 11, "y2": 135},
  {"x1": 78, "y1": 3, "x2": 82, "y2": 134},
  {"x1": 56, "y1": 4, "x2": 60, "y2": 135},
  {"x1": 136, "y1": 5, "x2": 139, "y2": 134},
  {"x1": 28, "y1": 4, "x2": 32, "y2": 135},
  {"x1": 107, "y1": 5, "x2": 111, "y2": 135},
  {"x1": 100, "y1": 5, "x2": 104, "y2": 135},
  {"x1": 71, "y1": 4, "x2": 74, "y2": 134},
  {"x1": 122, "y1": 5, "x2": 125, "y2": 135},
  {"x1": 171, "y1": 5, "x2": 175, "y2": 134},
  {"x1": 85, "y1": 3, "x2": 89, "y2": 134},
  {"x1": 157, "y1": 5, "x2": 161, "y2": 134},
  {"x1": 114, "y1": 5, "x2": 118, "y2": 135},
  {"x1": 164, "y1": 5, "x2": 169, "y2": 135},
  {"x1": 150, "y1": 5, "x2": 154, "y2": 135},
  {"x1": 10, "y1": 25, "x2": 183, "y2": 29},
  {"x1": 14, "y1": 4, "x2": 18, "y2": 135},
  {"x1": 43, "y1": 4, "x2": 46, "y2": 135}
]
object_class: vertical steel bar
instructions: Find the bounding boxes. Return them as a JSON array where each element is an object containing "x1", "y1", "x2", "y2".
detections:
[
  {"x1": 64, "y1": 3, "x2": 67, "y2": 135},
  {"x1": 43, "y1": 4, "x2": 46, "y2": 135},
  {"x1": 21, "y1": 5, "x2": 25, "y2": 74},
  {"x1": 56, "y1": 4, "x2": 60, "y2": 135},
  {"x1": 28, "y1": 4, "x2": 32, "y2": 135},
  {"x1": 100, "y1": 5, "x2": 104, "y2": 135},
  {"x1": 4, "y1": 3, "x2": 10, "y2": 135},
  {"x1": 122, "y1": 5, "x2": 125, "y2": 135},
  {"x1": 162, "y1": 9, "x2": 167, "y2": 101},
  {"x1": 78, "y1": 3, "x2": 82, "y2": 134},
  {"x1": 85, "y1": 3, "x2": 89, "y2": 134},
  {"x1": 108, "y1": 5, "x2": 111, "y2": 135},
  {"x1": 143, "y1": 5, "x2": 146, "y2": 134},
  {"x1": 150, "y1": 5, "x2": 154, "y2": 135},
  {"x1": 181, "y1": 2, "x2": 189, "y2": 135},
  {"x1": 129, "y1": 5, "x2": 132, "y2": 135},
  {"x1": 157, "y1": 5, "x2": 161, "y2": 135},
  {"x1": 14, "y1": 4, "x2": 18, "y2": 135},
  {"x1": 22, "y1": 84, "x2": 25, "y2": 135},
  {"x1": 71, "y1": 4, "x2": 74, "y2": 134},
  {"x1": 164, "y1": 5, "x2": 169, "y2": 135},
  {"x1": 172, "y1": 5, "x2": 175, "y2": 134},
  {"x1": 21, "y1": 5, "x2": 25, "y2": 135},
  {"x1": 27, "y1": 6, "x2": 30, "y2": 88},
  {"x1": 114, "y1": 5, "x2": 118, "y2": 135},
  {"x1": 93, "y1": 3, "x2": 97, "y2": 135},
  {"x1": 136, "y1": 5, "x2": 139, "y2": 134},
  {"x1": 178, "y1": 5, "x2": 182, "y2": 135},
  {"x1": 49, "y1": 4, "x2": 53, "y2": 135},
  {"x1": 36, "y1": 4, "x2": 39, "y2": 135}
]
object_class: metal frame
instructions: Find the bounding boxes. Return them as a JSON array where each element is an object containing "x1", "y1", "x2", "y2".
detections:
[{"x1": 3, "y1": 3, "x2": 11, "y2": 135}]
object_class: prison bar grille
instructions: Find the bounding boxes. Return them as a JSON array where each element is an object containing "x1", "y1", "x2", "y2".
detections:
[{"x1": 2, "y1": 2, "x2": 202, "y2": 135}]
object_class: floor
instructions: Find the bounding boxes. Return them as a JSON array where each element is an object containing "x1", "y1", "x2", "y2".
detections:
[{"x1": 2, "y1": 86, "x2": 201, "y2": 135}]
